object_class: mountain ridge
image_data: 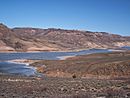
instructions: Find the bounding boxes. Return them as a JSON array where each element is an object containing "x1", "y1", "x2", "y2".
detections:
[{"x1": 0, "y1": 23, "x2": 130, "y2": 52}]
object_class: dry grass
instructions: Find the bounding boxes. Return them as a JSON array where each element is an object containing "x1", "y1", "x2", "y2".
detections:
[{"x1": 31, "y1": 51, "x2": 130, "y2": 79}]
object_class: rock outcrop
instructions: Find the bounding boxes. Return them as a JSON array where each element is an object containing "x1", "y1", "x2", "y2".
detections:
[{"x1": 0, "y1": 23, "x2": 130, "y2": 52}]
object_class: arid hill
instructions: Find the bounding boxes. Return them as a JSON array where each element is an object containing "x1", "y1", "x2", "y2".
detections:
[{"x1": 0, "y1": 23, "x2": 130, "y2": 52}]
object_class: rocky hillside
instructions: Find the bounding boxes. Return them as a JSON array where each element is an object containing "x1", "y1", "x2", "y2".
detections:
[
  {"x1": 0, "y1": 23, "x2": 130, "y2": 52},
  {"x1": 0, "y1": 24, "x2": 18, "y2": 52}
]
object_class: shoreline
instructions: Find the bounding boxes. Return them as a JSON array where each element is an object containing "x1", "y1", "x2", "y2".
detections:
[
  {"x1": 6, "y1": 59, "x2": 39, "y2": 71},
  {"x1": 0, "y1": 59, "x2": 39, "y2": 76},
  {"x1": 0, "y1": 50, "x2": 130, "y2": 78},
  {"x1": 57, "y1": 55, "x2": 76, "y2": 60},
  {"x1": 0, "y1": 47, "x2": 129, "y2": 53},
  {"x1": 6, "y1": 59, "x2": 30, "y2": 66},
  {"x1": 0, "y1": 47, "x2": 119, "y2": 53},
  {"x1": 6, "y1": 59, "x2": 36, "y2": 65}
]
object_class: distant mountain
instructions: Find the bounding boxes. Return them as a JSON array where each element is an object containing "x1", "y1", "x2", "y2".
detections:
[{"x1": 0, "y1": 23, "x2": 130, "y2": 52}]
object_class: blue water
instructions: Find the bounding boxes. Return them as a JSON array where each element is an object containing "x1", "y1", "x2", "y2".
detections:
[
  {"x1": 0, "y1": 62, "x2": 37, "y2": 76},
  {"x1": 0, "y1": 49, "x2": 110, "y2": 61},
  {"x1": 121, "y1": 46, "x2": 130, "y2": 50},
  {"x1": 0, "y1": 47, "x2": 129, "y2": 76}
]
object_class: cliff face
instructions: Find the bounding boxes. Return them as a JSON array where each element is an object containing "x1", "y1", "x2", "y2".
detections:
[{"x1": 0, "y1": 23, "x2": 130, "y2": 52}]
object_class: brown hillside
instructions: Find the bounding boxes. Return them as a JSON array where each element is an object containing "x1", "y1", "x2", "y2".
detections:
[
  {"x1": 0, "y1": 23, "x2": 130, "y2": 52},
  {"x1": 31, "y1": 51, "x2": 130, "y2": 79}
]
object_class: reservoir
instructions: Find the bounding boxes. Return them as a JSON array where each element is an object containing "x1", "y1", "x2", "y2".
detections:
[{"x1": 0, "y1": 47, "x2": 129, "y2": 76}]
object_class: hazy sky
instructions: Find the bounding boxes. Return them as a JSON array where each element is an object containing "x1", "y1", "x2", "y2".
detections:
[{"x1": 0, "y1": 0, "x2": 130, "y2": 36}]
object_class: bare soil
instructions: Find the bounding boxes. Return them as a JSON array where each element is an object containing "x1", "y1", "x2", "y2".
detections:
[{"x1": 0, "y1": 74, "x2": 130, "y2": 98}]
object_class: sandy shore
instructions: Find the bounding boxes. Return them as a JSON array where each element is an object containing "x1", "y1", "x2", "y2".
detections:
[
  {"x1": 0, "y1": 47, "x2": 118, "y2": 53},
  {"x1": 57, "y1": 55, "x2": 76, "y2": 60},
  {"x1": 6, "y1": 59, "x2": 39, "y2": 65}
]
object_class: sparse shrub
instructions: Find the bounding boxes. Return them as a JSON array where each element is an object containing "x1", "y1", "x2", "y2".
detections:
[
  {"x1": 72, "y1": 74, "x2": 76, "y2": 79},
  {"x1": 14, "y1": 41, "x2": 23, "y2": 49}
]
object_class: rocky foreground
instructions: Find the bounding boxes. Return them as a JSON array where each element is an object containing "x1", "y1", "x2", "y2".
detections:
[
  {"x1": 0, "y1": 74, "x2": 130, "y2": 98},
  {"x1": 0, "y1": 51, "x2": 130, "y2": 98}
]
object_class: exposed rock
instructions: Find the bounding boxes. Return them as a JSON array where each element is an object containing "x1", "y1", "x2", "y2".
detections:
[
  {"x1": 0, "y1": 23, "x2": 130, "y2": 52},
  {"x1": 0, "y1": 74, "x2": 129, "y2": 98}
]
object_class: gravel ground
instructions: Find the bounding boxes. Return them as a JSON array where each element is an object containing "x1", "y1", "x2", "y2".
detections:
[{"x1": 0, "y1": 74, "x2": 130, "y2": 98}]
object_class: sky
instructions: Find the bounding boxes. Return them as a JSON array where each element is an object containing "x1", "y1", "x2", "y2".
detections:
[{"x1": 0, "y1": 0, "x2": 130, "y2": 36}]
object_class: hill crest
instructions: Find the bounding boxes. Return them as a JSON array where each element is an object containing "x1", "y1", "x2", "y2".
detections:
[{"x1": 0, "y1": 23, "x2": 130, "y2": 52}]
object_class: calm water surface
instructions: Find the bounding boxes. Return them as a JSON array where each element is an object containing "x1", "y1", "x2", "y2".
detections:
[
  {"x1": 0, "y1": 47, "x2": 129, "y2": 76},
  {"x1": 0, "y1": 49, "x2": 110, "y2": 60}
]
